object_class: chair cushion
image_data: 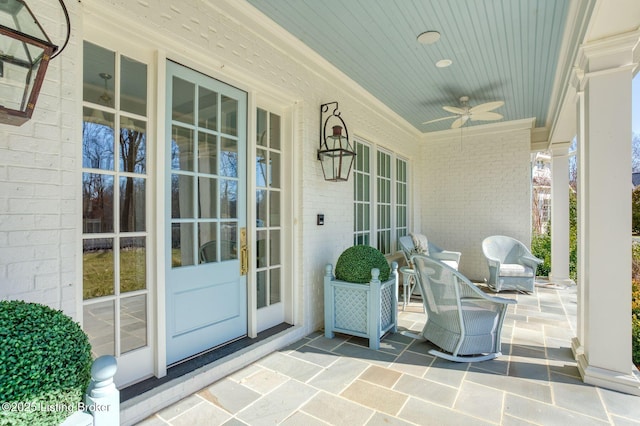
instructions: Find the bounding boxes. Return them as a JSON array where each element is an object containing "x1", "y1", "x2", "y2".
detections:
[
  {"x1": 410, "y1": 233, "x2": 430, "y2": 256},
  {"x1": 499, "y1": 263, "x2": 534, "y2": 277},
  {"x1": 442, "y1": 260, "x2": 458, "y2": 270}
]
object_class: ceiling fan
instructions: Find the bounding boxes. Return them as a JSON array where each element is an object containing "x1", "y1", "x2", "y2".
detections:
[{"x1": 423, "y1": 96, "x2": 504, "y2": 129}]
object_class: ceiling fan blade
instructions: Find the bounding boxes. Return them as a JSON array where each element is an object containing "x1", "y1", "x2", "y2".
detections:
[
  {"x1": 422, "y1": 115, "x2": 458, "y2": 125},
  {"x1": 442, "y1": 106, "x2": 465, "y2": 115},
  {"x1": 470, "y1": 111, "x2": 503, "y2": 121},
  {"x1": 469, "y1": 101, "x2": 504, "y2": 113},
  {"x1": 451, "y1": 116, "x2": 469, "y2": 129}
]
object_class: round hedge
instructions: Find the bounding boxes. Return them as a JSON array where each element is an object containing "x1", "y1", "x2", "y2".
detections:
[
  {"x1": 335, "y1": 245, "x2": 391, "y2": 284},
  {"x1": 0, "y1": 300, "x2": 92, "y2": 426}
]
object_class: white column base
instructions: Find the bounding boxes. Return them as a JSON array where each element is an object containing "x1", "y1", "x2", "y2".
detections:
[
  {"x1": 576, "y1": 352, "x2": 640, "y2": 396},
  {"x1": 571, "y1": 336, "x2": 584, "y2": 358},
  {"x1": 547, "y1": 274, "x2": 576, "y2": 286}
]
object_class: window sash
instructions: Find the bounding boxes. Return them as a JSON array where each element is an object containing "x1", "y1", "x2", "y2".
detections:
[{"x1": 353, "y1": 140, "x2": 408, "y2": 254}]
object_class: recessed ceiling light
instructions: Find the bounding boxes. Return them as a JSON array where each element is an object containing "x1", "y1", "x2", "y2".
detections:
[
  {"x1": 436, "y1": 59, "x2": 453, "y2": 68},
  {"x1": 417, "y1": 31, "x2": 440, "y2": 45}
]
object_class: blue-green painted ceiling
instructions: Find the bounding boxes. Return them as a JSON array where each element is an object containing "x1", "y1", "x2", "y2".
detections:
[{"x1": 246, "y1": 0, "x2": 571, "y2": 133}]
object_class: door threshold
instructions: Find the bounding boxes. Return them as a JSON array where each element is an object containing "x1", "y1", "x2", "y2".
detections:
[
  {"x1": 120, "y1": 323, "x2": 305, "y2": 425},
  {"x1": 121, "y1": 323, "x2": 292, "y2": 402}
]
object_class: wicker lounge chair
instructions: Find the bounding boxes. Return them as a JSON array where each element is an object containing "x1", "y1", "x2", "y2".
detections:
[
  {"x1": 411, "y1": 254, "x2": 516, "y2": 362},
  {"x1": 481, "y1": 235, "x2": 543, "y2": 293}
]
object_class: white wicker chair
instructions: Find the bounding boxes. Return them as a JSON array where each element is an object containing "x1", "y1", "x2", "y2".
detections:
[
  {"x1": 481, "y1": 235, "x2": 543, "y2": 293},
  {"x1": 399, "y1": 235, "x2": 461, "y2": 271},
  {"x1": 411, "y1": 254, "x2": 516, "y2": 362},
  {"x1": 398, "y1": 235, "x2": 461, "y2": 309}
]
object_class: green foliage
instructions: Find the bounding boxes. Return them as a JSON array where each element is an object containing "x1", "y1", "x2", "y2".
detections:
[
  {"x1": 335, "y1": 245, "x2": 390, "y2": 284},
  {"x1": 633, "y1": 186, "x2": 640, "y2": 234},
  {"x1": 633, "y1": 315, "x2": 640, "y2": 367},
  {"x1": 0, "y1": 301, "x2": 92, "y2": 426},
  {"x1": 568, "y1": 190, "x2": 578, "y2": 280},
  {"x1": 531, "y1": 188, "x2": 577, "y2": 280},
  {"x1": 632, "y1": 251, "x2": 640, "y2": 367},
  {"x1": 531, "y1": 231, "x2": 551, "y2": 277}
]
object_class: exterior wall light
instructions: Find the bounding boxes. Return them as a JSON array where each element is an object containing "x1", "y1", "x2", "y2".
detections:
[
  {"x1": 0, "y1": 0, "x2": 70, "y2": 126},
  {"x1": 318, "y1": 101, "x2": 356, "y2": 182}
]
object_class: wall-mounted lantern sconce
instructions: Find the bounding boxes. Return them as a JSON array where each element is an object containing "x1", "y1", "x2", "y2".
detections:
[
  {"x1": 318, "y1": 101, "x2": 356, "y2": 182},
  {"x1": 0, "y1": 0, "x2": 70, "y2": 126}
]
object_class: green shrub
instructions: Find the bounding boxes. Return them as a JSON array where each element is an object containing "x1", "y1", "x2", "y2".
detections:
[
  {"x1": 633, "y1": 279, "x2": 640, "y2": 317},
  {"x1": 633, "y1": 315, "x2": 640, "y2": 367},
  {"x1": 0, "y1": 301, "x2": 92, "y2": 426},
  {"x1": 531, "y1": 188, "x2": 577, "y2": 280},
  {"x1": 632, "y1": 253, "x2": 640, "y2": 367},
  {"x1": 531, "y1": 231, "x2": 551, "y2": 277},
  {"x1": 335, "y1": 245, "x2": 390, "y2": 284},
  {"x1": 633, "y1": 187, "x2": 640, "y2": 234}
]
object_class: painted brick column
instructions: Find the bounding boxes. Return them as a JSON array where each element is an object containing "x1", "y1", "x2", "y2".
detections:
[
  {"x1": 549, "y1": 143, "x2": 573, "y2": 286},
  {"x1": 572, "y1": 32, "x2": 640, "y2": 395}
]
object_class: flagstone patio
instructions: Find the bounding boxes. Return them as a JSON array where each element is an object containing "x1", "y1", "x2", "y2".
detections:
[{"x1": 136, "y1": 284, "x2": 640, "y2": 425}]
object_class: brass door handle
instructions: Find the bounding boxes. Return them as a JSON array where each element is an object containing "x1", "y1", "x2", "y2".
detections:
[{"x1": 240, "y1": 227, "x2": 248, "y2": 275}]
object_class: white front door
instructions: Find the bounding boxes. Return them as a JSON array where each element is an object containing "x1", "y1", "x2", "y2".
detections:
[{"x1": 165, "y1": 61, "x2": 248, "y2": 365}]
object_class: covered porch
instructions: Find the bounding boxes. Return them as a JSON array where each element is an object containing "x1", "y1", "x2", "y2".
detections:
[
  {"x1": 1, "y1": 0, "x2": 640, "y2": 423},
  {"x1": 134, "y1": 285, "x2": 640, "y2": 425}
]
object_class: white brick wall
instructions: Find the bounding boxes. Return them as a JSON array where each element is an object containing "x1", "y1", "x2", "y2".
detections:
[
  {"x1": 420, "y1": 128, "x2": 533, "y2": 281},
  {"x1": 0, "y1": 0, "x2": 80, "y2": 317}
]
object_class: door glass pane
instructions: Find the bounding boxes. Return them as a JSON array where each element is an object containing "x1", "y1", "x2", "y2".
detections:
[
  {"x1": 83, "y1": 42, "x2": 115, "y2": 108},
  {"x1": 364, "y1": 204, "x2": 370, "y2": 229},
  {"x1": 256, "y1": 148, "x2": 267, "y2": 187},
  {"x1": 256, "y1": 190, "x2": 267, "y2": 227},
  {"x1": 83, "y1": 108, "x2": 115, "y2": 170},
  {"x1": 120, "y1": 177, "x2": 146, "y2": 232},
  {"x1": 171, "y1": 174, "x2": 194, "y2": 218},
  {"x1": 257, "y1": 109, "x2": 267, "y2": 146},
  {"x1": 270, "y1": 192, "x2": 280, "y2": 227},
  {"x1": 256, "y1": 271, "x2": 267, "y2": 309},
  {"x1": 84, "y1": 300, "x2": 115, "y2": 358},
  {"x1": 270, "y1": 230, "x2": 280, "y2": 265},
  {"x1": 220, "y1": 179, "x2": 237, "y2": 218},
  {"x1": 120, "y1": 295, "x2": 147, "y2": 354},
  {"x1": 83, "y1": 173, "x2": 114, "y2": 233},
  {"x1": 198, "y1": 87, "x2": 218, "y2": 131},
  {"x1": 172, "y1": 77, "x2": 194, "y2": 124},
  {"x1": 83, "y1": 238, "x2": 114, "y2": 299},
  {"x1": 119, "y1": 117, "x2": 147, "y2": 173},
  {"x1": 120, "y1": 56, "x2": 147, "y2": 116},
  {"x1": 269, "y1": 113, "x2": 281, "y2": 150},
  {"x1": 270, "y1": 152, "x2": 280, "y2": 188},
  {"x1": 270, "y1": 268, "x2": 281, "y2": 304},
  {"x1": 220, "y1": 138, "x2": 238, "y2": 177},
  {"x1": 198, "y1": 223, "x2": 217, "y2": 263},
  {"x1": 221, "y1": 95, "x2": 238, "y2": 136},
  {"x1": 198, "y1": 132, "x2": 217, "y2": 175},
  {"x1": 221, "y1": 223, "x2": 237, "y2": 261},
  {"x1": 171, "y1": 126, "x2": 194, "y2": 171},
  {"x1": 172, "y1": 223, "x2": 194, "y2": 267},
  {"x1": 256, "y1": 230, "x2": 267, "y2": 268},
  {"x1": 363, "y1": 175, "x2": 370, "y2": 202},
  {"x1": 120, "y1": 237, "x2": 146, "y2": 293},
  {"x1": 198, "y1": 177, "x2": 217, "y2": 219}
]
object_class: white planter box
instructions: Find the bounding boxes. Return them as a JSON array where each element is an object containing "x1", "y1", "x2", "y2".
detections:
[{"x1": 323, "y1": 262, "x2": 398, "y2": 349}]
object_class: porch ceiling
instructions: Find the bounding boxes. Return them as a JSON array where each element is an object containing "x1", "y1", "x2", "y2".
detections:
[{"x1": 245, "y1": 0, "x2": 593, "y2": 136}]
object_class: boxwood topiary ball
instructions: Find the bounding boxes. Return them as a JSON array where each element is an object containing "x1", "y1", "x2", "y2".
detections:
[
  {"x1": 0, "y1": 300, "x2": 92, "y2": 426},
  {"x1": 335, "y1": 245, "x2": 391, "y2": 283}
]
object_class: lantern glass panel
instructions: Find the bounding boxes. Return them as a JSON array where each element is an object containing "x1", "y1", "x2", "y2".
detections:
[{"x1": 0, "y1": 1, "x2": 48, "y2": 40}]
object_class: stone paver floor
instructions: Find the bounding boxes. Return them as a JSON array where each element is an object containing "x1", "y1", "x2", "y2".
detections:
[{"x1": 137, "y1": 284, "x2": 640, "y2": 425}]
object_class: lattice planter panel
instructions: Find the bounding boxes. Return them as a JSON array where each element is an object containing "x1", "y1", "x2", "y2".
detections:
[{"x1": 323, "y1": 262, "x2": 398, "y2": 349}]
